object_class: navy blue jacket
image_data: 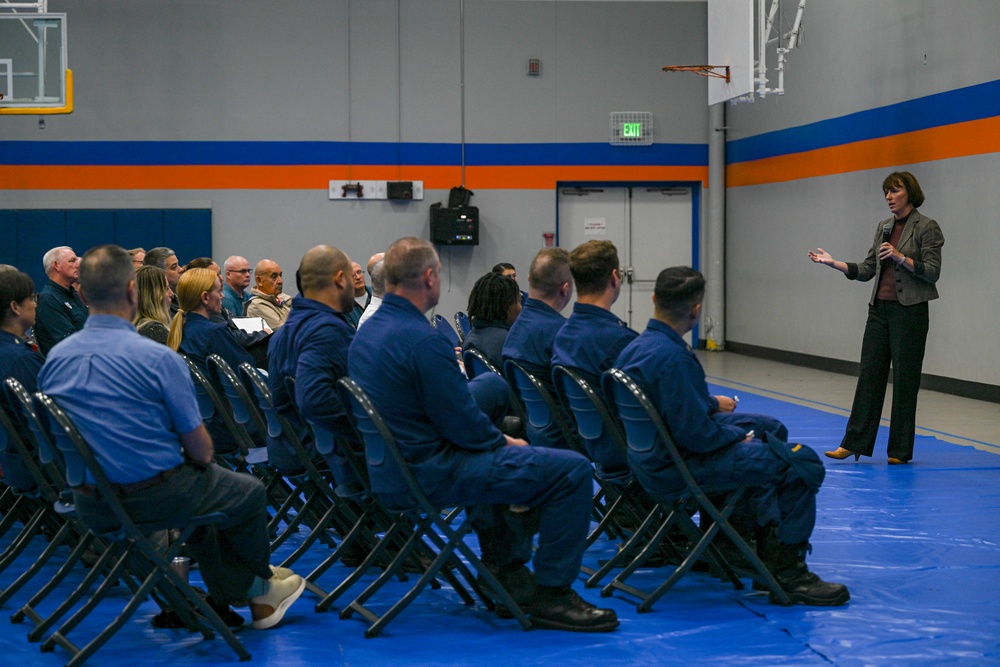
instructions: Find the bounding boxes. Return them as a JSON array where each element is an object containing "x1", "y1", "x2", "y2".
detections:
[
  {"x1": 615, "y1": 319, "x2": 746, "y2": 479},
  {"x1": 502, "y1": 297, "x2": 565, "y2": 384},
  {"x1": 0, "y1": 330, "x2": 43, "y2": 491},
  {"x1": 348, "y1": 294, "x2": 504, "y2": 497},
  {"x1": 34, "y1": 280, "x2": 88, "y2": 356},
  {"x1": 552, "y1": 302, "x2": 637, "y2": 389},
  {"x1": 267, "y1": 297, "x2": 354, "y2": 474}
]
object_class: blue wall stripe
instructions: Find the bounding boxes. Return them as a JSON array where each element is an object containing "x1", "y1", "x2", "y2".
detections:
[
  {"x1": 728, "y1": 78, "x2": 1000, "y2": 164},
  {"x1": 0, "y1": 141, "x2": 707, "y2": 168}
]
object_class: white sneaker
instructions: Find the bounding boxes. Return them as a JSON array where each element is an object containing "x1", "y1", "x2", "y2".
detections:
[
  {"x1": 250, "y1": 573, "x2": 305, "y2": 630},
  {"x1": 269, "y1": 564, "x2": 295, "y2": 580}
]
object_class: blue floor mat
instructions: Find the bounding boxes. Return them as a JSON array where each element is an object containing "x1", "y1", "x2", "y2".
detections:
[{"x1": 1, "y1": 387, "x2": 998, "y2": 666}]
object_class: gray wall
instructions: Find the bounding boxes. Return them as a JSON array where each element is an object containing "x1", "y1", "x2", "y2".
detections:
[
  {"x1": 1, "y1": 0, "x2": 708, "y2": 319},
  {"x1": 725, "y1": 0, "x2": 1000, "y2": 388},
  {"x1": 4, "y1": 0, "x2": 996, "y2": 390}
]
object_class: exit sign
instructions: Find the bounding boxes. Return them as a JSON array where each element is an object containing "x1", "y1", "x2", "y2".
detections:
[{"x1": 609, "y1": 112, "x2": 653, "y2": 146}]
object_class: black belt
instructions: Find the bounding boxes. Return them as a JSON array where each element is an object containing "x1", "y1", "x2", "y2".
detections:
[{"x1": 77, "y1": 465, "x2": 182, "y2": 497}]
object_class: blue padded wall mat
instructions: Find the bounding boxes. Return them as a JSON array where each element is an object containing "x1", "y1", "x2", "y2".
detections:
[{"x1": 0, "y1": 386, "x2": 997, "y2": 666}]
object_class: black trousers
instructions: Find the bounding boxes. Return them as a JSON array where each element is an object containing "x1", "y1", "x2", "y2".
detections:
[{"x1": 841, "y1": 299, "x2": 929, "y2": 461}]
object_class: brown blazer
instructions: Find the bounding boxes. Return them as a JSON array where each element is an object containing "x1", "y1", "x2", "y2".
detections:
[{"x1": 846, "y1": 209, "x2": 944, "y2": 307}]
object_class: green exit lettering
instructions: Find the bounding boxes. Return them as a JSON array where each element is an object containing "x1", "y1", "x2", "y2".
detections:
[{"x1": 622, "y1": 123, "x2": 642, "y2": 138}]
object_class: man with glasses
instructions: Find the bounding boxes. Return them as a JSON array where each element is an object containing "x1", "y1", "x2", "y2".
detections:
[
  {"x1": 222, "y1": 256, "x2": 253, "y2": 316},
  {"x1": 246, "y1": 259, "x2": 291, "y2": 330}
]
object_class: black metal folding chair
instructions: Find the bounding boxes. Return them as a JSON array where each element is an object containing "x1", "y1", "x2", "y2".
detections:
[
  {"x1": 461, "y1": 347, "x2": 499, "y2": 380},
  {"x1": 601, "y1": 369, "x2": 790, "y2": 611},
  {"x1": 432, "y1": 314, "x2": 461, "y2": 348},
  {"x1": 240, "y1": 364, "x2": 359, "y2": 588},
  {"x1": 454, "y1": 311, "x2": 471, "y2": 343},
  {"x1": 335, "y1": 377, "x2": 532, "y2": 638},
  {"x1": 5, "y1": 378, "x2": 136, "y2": 645},
  {"x1": 207, "y1": 354, "x2": 324, "y2": 552},
  {"x1": 0, "y1": 380, "x2": 81, "y2": 608},
  {"x1": 35, "y1": 392, "x2": 252, "y2": 665},
  {"x1": 551, "y1": 365, "x2": 679, "y2": 586},
  {"x1": 503, "y1": 359, "x2": 581, "y2": 452}
]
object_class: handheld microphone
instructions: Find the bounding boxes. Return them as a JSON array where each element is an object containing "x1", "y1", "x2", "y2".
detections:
[{"x1": 882, "y1": 222, "x2": 893, "y2": 243}]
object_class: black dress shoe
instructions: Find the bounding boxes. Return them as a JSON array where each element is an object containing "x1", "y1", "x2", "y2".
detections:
[{"x1": 529, "y1": 586, "x2": 619, "y2": 632}]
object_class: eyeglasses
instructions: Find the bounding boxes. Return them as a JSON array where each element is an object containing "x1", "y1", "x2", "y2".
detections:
[
  {"x1": 30, "y1": 293, "x2": 39, "y2": 304},
  {"x1": 227, "y1": 268, "x2": 252, "y2": 275}
]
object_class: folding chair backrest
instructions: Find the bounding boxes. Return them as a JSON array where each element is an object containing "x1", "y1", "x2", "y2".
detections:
[
  {"x1": 603, "y1": 368, "x2": 700, "y2": 491},
  {"x1": 433, "y1": 314, "x2": 461, "y2": 349},
  {"x1": 504, "y1": 359, "x2": 578, "y2": 450},
  {"x1": 33, "y1": 394, "x2": 92, "y2": 490},
  {"x1": 554, "y1": 364, "x2": 628, "y2": 462},
  {"x1": 6, "y1": 377, "x2": 60, "y2": 468},
  {"x1": 454, "y1": 311, "x2": 470, "y2": 343},
  {"x1": 336, "y1": 377, "x2": 414, "y2": 502},
  {"x1": 240, "y1": 363, "x2": 283, "y2": 439},
  {"x1": 181, "y1": 354, "x2": 254, "y2": 456},
  {"x1": 0, "y1": 382, "x2": 49, "y2": 495},
  {"x1": 462, "y1": 347, "x2": 500, "y2": 379},
  {"x1": 208, "y1": 354, "x2": 268, "y2": 437}
]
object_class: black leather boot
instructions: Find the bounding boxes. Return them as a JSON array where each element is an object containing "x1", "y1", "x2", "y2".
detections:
[
  {"x1": 528, "y1": 585, "x2": 619, "y2": 632},
  {"x1": 758, "y1": 527, "x2": 850, "y2": 606}
]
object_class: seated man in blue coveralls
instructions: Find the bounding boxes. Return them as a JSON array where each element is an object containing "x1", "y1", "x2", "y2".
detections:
[
  {"x1": 348, "y1": 237, "x2": 618, "y2": 632},
  {"x1": 39, "y1": 245, "x2": 306, "y2": 629},
  {"x1": 614, "y1": 266, "x2": 849, "y2": 606},
  {"x1": 502, "y1": 247, "x2": 574, "y2": 449},
  {"x1": 266, "y1": 244, "x2": 362, "y2": 489},
  {"x1": 551, "y1": 240, "x2": 636, "y2": 471}
]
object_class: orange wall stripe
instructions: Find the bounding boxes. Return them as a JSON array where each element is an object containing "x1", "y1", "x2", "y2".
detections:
[
  {"x1": 0, "y1": 164, "x2": 708, "y2": 191},
  {"x1": 728, "y1": 116, "x2": 1000, "y2": 188}
]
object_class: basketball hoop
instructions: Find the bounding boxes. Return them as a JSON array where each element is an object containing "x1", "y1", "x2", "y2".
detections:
[{"x1": 662, "y1": 65, "x2": 730, "y2": 83}]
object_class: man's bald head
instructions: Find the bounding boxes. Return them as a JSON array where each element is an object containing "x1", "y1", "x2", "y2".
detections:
[
  {"x1": 367, "y1": 252, "x2": 385, "y2": 274},
  {"x1": 299, "y1": 246, "x2": 351, "y2": 294}
]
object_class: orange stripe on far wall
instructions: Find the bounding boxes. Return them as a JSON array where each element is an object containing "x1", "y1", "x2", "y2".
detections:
[
  {"x1": 0, "y1": 164, "x2": 708, "y2": 191},
  {"x1": 727, "y1": 116, "x2": 1000, "y2": 188}
]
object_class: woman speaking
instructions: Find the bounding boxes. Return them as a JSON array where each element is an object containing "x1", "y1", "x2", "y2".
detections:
[{"x1": 808, "y1": 171, "x2": 944, "y2": 464}]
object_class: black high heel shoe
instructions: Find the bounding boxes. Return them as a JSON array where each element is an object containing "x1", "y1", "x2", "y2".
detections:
[{"x1": 824, "y1": 447, "x2": 860, "y2": 461}]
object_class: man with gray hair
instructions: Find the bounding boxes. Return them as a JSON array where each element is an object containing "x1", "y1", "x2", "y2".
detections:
[
  {"x1": 356, "y1": 252, "x2": 385, "y2": 330},
  {"x1": 39, "y1": 244, "x2": 306, "y2": 629},
  {"x1": 34, "y1": 246, "x2": 88, "y2": 356}
]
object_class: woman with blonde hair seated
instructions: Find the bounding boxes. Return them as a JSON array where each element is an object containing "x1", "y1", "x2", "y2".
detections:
[
  {"x1": 134, "y1": 265, "x2": 173, "y2": 345},
  {"x1": 169, "y1": 268, "x2": 253, "y2": 454}
]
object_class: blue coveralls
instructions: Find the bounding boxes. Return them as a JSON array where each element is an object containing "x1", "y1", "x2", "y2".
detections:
[
  {"x1": 551, "y1": 302, "x2": 638, "y2": 470},
  {"x1": 266, "y1": 296, "x2": 357, "y2": 484},
  {"x1": 501, "y1": 297, "x2": 567, "y2": 449},
  {"x1": 348, "y1": 294, "x2": 594, "y2": 587},
  {"x1": 615, "y1": 320, "x2": 817, "y2": 545}
]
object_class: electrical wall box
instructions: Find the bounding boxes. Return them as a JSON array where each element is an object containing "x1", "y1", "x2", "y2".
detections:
[
  {"x1": 387, "y1": 181, "x2": 413, "y2": 200},
  {"x1": 329, "y1": 180, "x2": 423, "y2": 201},
  {"x1": 430, "y1": 206, "x2": 479, "y2": 246}
]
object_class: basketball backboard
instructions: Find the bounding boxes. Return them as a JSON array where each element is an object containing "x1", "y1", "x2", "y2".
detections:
[
  {"x1": 0, "y1": 13, "x2": 69, "y2": 111},
  {"x1": 707, "y1": 0, "x2": 754, "y2": 105}
]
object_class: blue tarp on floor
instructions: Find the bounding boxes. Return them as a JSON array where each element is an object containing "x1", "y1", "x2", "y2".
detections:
[{"x1": 1, "y1": 387, "x2": 997, "y2": 666}]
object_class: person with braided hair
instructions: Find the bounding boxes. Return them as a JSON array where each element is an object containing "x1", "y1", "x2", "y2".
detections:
[{"x1": 462, "y1": 271, "x2": 522, "y2": 369}]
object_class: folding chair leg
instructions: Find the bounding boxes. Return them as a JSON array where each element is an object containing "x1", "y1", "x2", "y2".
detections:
[
  {"x1": 21, "y1": 535, "x2": 115, "y2": 642},
  {"x1": 585, "y1": 505, "x2": 664, "y2": 588},
  {"x1": 0, "y1": 517, "x2": 73, "y2": 608}
]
